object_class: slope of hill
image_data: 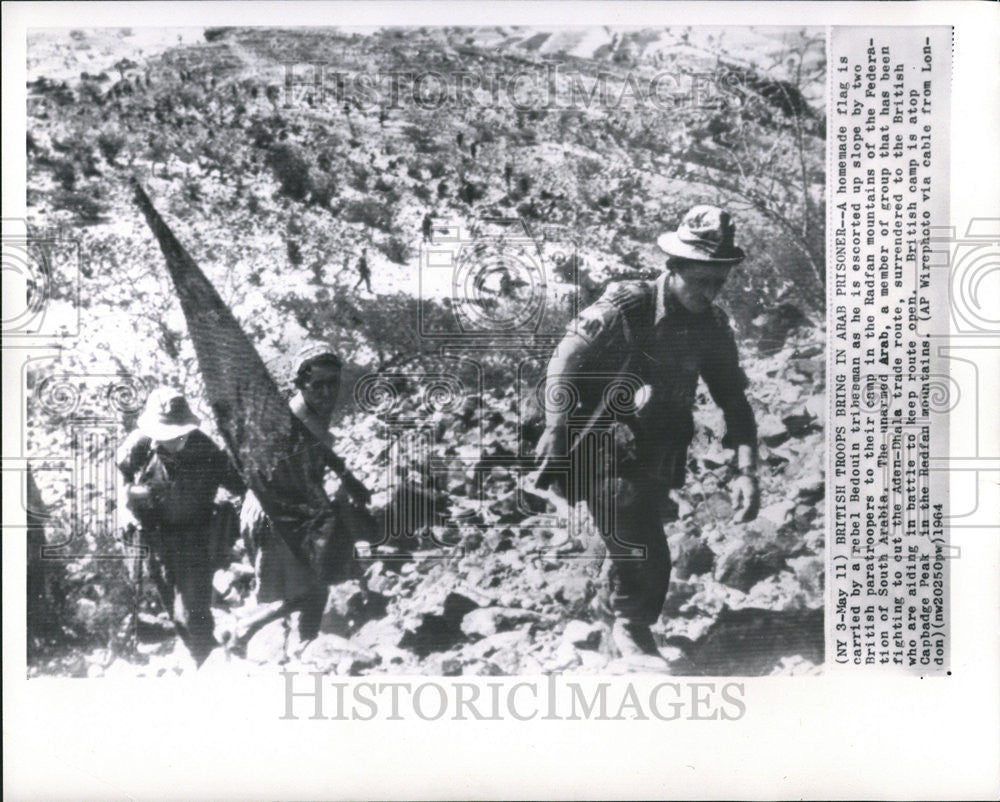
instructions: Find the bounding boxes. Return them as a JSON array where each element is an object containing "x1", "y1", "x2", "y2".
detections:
[{"x1": 25, "y1": 25, "x2": 826, "y2": 677}]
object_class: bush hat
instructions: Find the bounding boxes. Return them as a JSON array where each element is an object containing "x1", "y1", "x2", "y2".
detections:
[
  {"x1": 137, "y1": 386, "x2": 201, "y2": 441},
  {"x1": 656, "y1": 205, "x2": 745, "y2": 265}
]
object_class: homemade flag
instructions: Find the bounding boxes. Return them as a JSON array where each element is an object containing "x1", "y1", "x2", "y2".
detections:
[{"x1": 132, "y1": 178, "x2": 369, "y2": 574}]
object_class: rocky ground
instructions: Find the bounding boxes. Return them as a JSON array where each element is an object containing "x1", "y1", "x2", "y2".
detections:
[
  {"x1": 62, "y1": 322, "x2": 825, "y2": 680},
  {"x1": 25, "y1": 26, "x2": 825, "y2": 678}
]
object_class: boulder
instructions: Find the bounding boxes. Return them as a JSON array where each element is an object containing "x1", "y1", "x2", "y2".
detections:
[
  {"x1": 451, "y1": 583, "x2": 496, "y2": 608},
  {"x1": 466, "y1": 628, "x2": 532, "y2": 661},
  {"x1": 245, "y1": 618, "x2": 293, "y2": 664},
  {"x1": 484, "y1": 528, "x2": 516, "y2": 552},
  {"x1": 496, "y1": 549, "x2": 525, "y2": 571},
  {"x1": 435, "y1": 657, "x2": 463, "y2": 676},
  {"x1": 782, "y1": 411, "x2": 818, "y2": 438},
  {"x1": 490, "y1": 587, "x2": 514, "y2": 605},
  {"x1": 757, "y1": 414, "x2": 790, "y2": 447},
  {"x1": 471, "y1": 660, "x2": 507, "y2": 676},
  {"x1": 319, "y1": 581, "x2": 388, "y2": 637},
  {"x1": 337, "y1": 654, "x2": 380, "y2": 676},
  {"x1": 803, "y1": 394, "x2": 826, "y2": 423},
  {"x1": 546, "y1": 640, "x2": 583, "y2": 671},
  {"x1": 553, "y1": 573, "x2": 595, "y2": 617},
  {"x1": 794, "y1": 473, "x2": 825, "y2": 505},
  {"x1": 561, "y1": 619, "x2": 603, "y2": 650},
  {"x1": 757, "y1": 500, "x2": 796, "y2": 530},
  {"x1": 792, "y1": 343, "x2": 824, "y2": 359},
  {"x1": 406, "y1": 654, "x2": 461, "y2": 676},
  {"x1": 353, "y1": 616, "x2": 406, "y2": 651},
  {"x1": 300, "y1": 634, "x2": 379, "y2": 673},
  {"x1": 787, "y1": 555, "x2": 824, "y2": 596},
  {"x1": 461, "y1": 607, "x2": 542, "y2": 639},
  {"x1": 715, "y1": 541, "x2": 788, "y2": 593},
  {"x1": 398, "y1": 591, "x2": 479, "y2": 656},
  {"x1": 363, "y1": 561, "x2": 401, "y2": 596},
  {"x1": 789, "y1": 358, "x2": 823, "y2": 383},
  {"x1": 671, "y1": 534, "x2": 716, "y2": 580},
  {"x1": 777, "y1": 382, "x2": 803, "y2": 403}
]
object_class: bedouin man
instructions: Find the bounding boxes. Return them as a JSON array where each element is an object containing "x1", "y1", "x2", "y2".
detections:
[
  {"x1": 118, "y1": 387, "x2": 245, "y2": 665},
  {"x1": 238, "y1": 342, "x2": 362, "y2": 643},
  {"x1": 535, "y1": 205, "x2": 760, "y2": 671}
]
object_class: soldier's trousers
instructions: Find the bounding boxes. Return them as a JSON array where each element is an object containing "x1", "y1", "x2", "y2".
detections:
[
  {"x1": 144, "y1": 525, "x2": 216, "y2": 664},
  {"x1": 585, "y1": 472, "x2": 673, "y2": 627}
]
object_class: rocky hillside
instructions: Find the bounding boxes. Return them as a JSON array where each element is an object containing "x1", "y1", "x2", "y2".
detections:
[{"x1": 25, "y1": 26, "x2": 826, "y2": 677}]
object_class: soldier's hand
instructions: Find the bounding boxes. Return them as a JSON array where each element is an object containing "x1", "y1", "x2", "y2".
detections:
[
  {"x1": 531, "y1": 425, "x2": 568, "y2": 497},
  {"x1": 730, "y1": 474, "x2": 760, "y2": 523},
  {"x1": 126, "y1": 484, "x2": 156, "y2": 510}
]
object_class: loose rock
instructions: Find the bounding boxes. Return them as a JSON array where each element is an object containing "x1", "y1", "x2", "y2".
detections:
[
  {"x1": 301, "y1": 634, "x2": 379, "y2": 673},
  {"x1": 561, "y1": 619, "x2": 603, "y2": 650},
  {"x1": 461, "y1": 607, "x2": 541, "y2": 639}
]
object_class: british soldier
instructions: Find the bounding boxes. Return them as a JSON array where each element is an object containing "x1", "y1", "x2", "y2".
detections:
[{"x1": 535, "y1": 205, "x2": 761, "y2": 671}]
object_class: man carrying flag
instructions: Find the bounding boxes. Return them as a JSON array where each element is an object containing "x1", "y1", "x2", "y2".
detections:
[
  {"x1": 239, "y1": 342, "x2": 362, "y2": 643},
  {"x1": 132, "y1": 179, "x2": 372, "y2": 655}
]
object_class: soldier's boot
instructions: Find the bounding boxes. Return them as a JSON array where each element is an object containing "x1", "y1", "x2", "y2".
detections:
[
  {"x1": 296, "y1": 585, "x2": 329, "y2": 642},
  {"x1": 611, "y1": 619, "x2": 670, "y2": 672}
]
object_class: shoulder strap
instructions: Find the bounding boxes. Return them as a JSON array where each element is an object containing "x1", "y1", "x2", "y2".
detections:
[
  {"x1": 127, "y1": 433, "x2": 154, "y2": 472},
  {"x1": 604, "y1": 280, "x2": 655, "y2": 348},
  {"x1": 566, "y1": 281, "x2": 654, "y2": 450}
]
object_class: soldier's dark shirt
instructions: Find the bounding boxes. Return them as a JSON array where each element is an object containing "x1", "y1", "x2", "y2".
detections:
[
  {"x1": 554, "y1": 272, "x2": 756, "y2": 486},
  {"x1": 117, "y1": 428, "x2": 244, "y2": 529}
]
